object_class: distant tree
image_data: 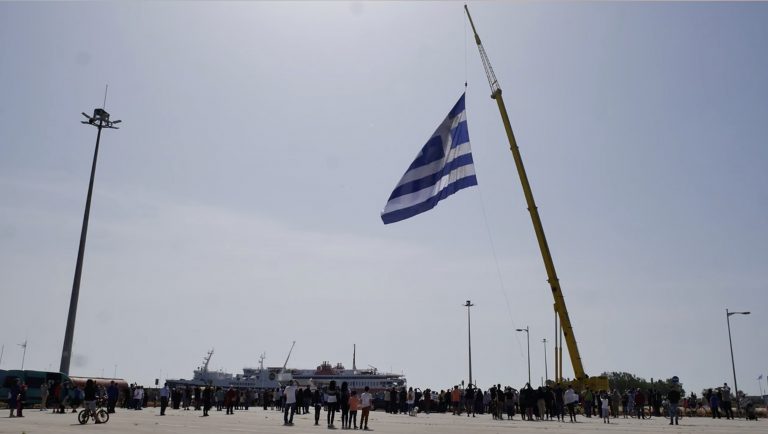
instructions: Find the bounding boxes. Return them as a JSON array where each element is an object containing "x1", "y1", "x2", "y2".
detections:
[{"x1": 601, "y1": 372, "x2": 684, "y2": 396}]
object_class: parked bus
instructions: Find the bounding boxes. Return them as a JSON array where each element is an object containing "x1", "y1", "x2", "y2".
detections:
[{"x1": 1, "y1": 369, "x2": 73, "y2": 405}]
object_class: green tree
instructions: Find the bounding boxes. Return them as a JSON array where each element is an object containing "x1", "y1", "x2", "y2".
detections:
[{"x1": 601, "y1": 372, "x2": 684, "y2": 396}]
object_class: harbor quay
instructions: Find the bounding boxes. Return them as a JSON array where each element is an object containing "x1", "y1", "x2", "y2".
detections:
[{"x1": 2, "y1": 407, "x2": 767, "y2": 434}]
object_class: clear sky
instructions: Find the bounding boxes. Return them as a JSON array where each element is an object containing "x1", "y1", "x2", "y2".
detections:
[{"x1": 1, "y1": 1, "x2": 767, "y2": 397}]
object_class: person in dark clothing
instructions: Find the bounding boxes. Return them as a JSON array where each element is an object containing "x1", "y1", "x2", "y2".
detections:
[
  {"x1": 83, "y1": 379, "x2": 98, "y2": 422},
  {"x1": 17, "y1": 382, "x2": 27, "y2": 418},
  {"x1": 107, "y1": 381, "x2": 119, "y2": 413},
  {"x1": 225, "y1": 387, "x2": 236, "y2": 415},
  {"x1": 202, "y1": 387, "x2": 212, "y2": 417},
  {"x1": 340, "y1": 382, "x2": 350, "y2": 428},
  {"x1": 554, "y1": 384, "x2": 564, "y2": 421},
  {"x1": 312, "y1": 388, "x2": 323, "y2": 425},
  {"x1": 389, "y1": 387, "x2": 397, "y2": 414},
  {"x1": 326, "y1": 380, "x2": 340, "y2": 428},
  {"x1": 8, "y1": 380, "x2": 19, "y2": 418},
  {"x1": 667, "y1": 377, "x2": 682, "y2": 425},
  {"x1": 465, "y1": 386, "x2": 475, "y2": 417}
]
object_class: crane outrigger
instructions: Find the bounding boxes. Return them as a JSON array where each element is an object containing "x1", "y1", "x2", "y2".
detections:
[{"x1": 465, "y1": 5, "x2": 608, "y2": 392}]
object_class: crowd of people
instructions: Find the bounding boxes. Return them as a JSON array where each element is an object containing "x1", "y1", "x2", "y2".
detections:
[{"x1": 6, "y1": 374, "x2": 756, "y2": 427}]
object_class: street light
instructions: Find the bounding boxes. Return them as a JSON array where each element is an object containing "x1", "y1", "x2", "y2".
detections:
[
  {"x1": 59, "y1": 107, "x2": 121, "y2": 375},
  {"x1": 726, "y1": 308, "x2": 750, "y2": 413},
  {"x1": 516, "y1": 326, "x2": 530, "y2": 385},
  {"x1": 464, "y1": 300, "x2": 474, "y2": 387}
]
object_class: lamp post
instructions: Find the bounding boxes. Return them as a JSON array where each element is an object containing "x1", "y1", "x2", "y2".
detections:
[
  {"x1": 542, "y1": 338, "x2": 548, "y2": 385},
  {"x1": 726, "y1": 308, "x2": 750, "y2": 413},
  {"x1": 464, "y1": 300, "x2": 474, "y2": 387},
  {"x1": 59, "y1": 108, "x2": 121, "y2": 375},
  {"x1": 516, "y1": 326, "x2": 530, "y2": 385}
]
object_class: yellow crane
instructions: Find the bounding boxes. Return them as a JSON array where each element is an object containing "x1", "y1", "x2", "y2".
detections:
[{"x1": 465, "y1": 5, "x2": 608, "y2": 392}]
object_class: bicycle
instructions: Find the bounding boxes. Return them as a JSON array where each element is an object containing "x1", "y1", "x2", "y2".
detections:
[{"x1": 78, "y1": 398, "x2": 110, "y2": 425}]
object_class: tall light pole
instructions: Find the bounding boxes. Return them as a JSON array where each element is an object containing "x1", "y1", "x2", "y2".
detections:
[
  {"x1": 516, "y1": 326, "x2": 530, "y2": 385},
  {"x1": 726, "y1": 308, "x2": 750, "y2": 412},
  {"x1": 542, "y1": 338, "x2": 548, "y2": 385},
  {"x1": 464, "y1": 300, "x2": 474, "y2": 387},
  {"x1": 59, "y1": 107, "x2": 121, "y2": 375}
]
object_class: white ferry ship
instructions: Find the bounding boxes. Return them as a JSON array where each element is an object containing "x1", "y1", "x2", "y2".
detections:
[{"x1": 168, "y1": 348, "x2": 406, "y2": 393}]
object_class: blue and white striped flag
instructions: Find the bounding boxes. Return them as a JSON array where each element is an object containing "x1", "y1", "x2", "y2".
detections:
[{"x1": 381, "y1": 93, "x2": 477, "y2": 224}]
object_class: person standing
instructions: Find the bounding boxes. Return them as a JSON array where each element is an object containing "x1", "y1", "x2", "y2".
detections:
[
  {"x1": 710, "y1": 391, "x2": 721, "y2": 419},
  {"x1": 360, "y1": 386, "x2": 373, "y2": 431},
  {"x1": 312, "y1": 387, "x2": 323, "y2": 425},
  {"x1": 635, "y1": 389, "x2": 646, "y2": 419},
  {"x1": 463, "y1": 385, "x2": 474, "y2": 417},
  {"x1": 39, "y1": 381, "x2": 49, "y2": 411},
  {"x1": 326, "y1": 380, "x2": 340, "y2": 428},
  {"x1": 564, "y1": 385, "x2": 578, "y2": 423},
  {"x1": 159, "y1": 384, "x2": 170, "y2": 416},
  {"x1": 202, "y1": 386, "x2": 212, "y2": 417},
  {"x1": 283, "y1": 380, "x2": 297, "y2": 426},
  {"x1": 225, "y1": 387, "x2": 236, "y2": 415},
  {"x1": 451, "y1": 386, "x2": 461, "y2": 415},
  {"x1": 348, "y1": 391, "x2": 360, "y2": 429},
  {"x1": 601, "y1": 392, "x2": 610, "y2": 424},
  {"x1": 721, "y1": 383, "x2": 733, "y2": 420},
  {"x1": 340, "y1": 382, "x2": 350, "y2": 428},
  {"x1": 8, "y1": 379, "x2": 19, "y2": 418},
  {"x1": 107, "y1": 381, "x2": 118, "y2": 414},
  {"x1": 668, "y1": 377, "x2": 682, "y2": 425}
]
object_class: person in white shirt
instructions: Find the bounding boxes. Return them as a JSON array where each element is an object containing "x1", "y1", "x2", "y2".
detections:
[
  {"x1": 360, "y1": 386, "x2": 373, "y2": 430},
  {"x1": 564, "y1": 386, "x2": 578, "y2": 423},
  {"x1": 159, "y1": 385, "x2": 170, "y2": 416},
  {"x1": 283, "y1": 380, "x2": 297, "y2": 425}
]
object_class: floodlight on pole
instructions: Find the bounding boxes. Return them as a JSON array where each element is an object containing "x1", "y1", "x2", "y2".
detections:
[
  {"x1": 516, "y1": 326, "x2": 530, "y2": 385},
  {"x1": 59, "y1": 107, "x2": 121, "y2": 375},
  {"x1": 726, "y1": 308, "x2": 750, "y2": 413}
]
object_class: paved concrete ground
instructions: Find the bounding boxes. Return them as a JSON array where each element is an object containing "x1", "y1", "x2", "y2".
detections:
[{"x1": 2, "y1": 408, "x2": 766, "y2": 434}]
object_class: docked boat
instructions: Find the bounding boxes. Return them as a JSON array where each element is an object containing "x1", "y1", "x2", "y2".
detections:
[{"x1": 167, "y1": 348, "x2": 406, "y2": 392}]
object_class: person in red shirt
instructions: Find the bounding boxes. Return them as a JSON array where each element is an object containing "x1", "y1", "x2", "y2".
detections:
[{"x1": 348, "y1": 391, "x2": 360, "y2": 429}]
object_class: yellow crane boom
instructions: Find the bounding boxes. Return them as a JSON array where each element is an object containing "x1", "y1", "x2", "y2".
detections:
[{"x1": 464, "y1": 5, "x2": 607, "y2": 391}]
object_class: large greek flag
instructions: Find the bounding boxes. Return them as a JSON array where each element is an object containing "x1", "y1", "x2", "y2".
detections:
[{"x1": 381, "y1": 93, "x2": 477, "y2": 224}]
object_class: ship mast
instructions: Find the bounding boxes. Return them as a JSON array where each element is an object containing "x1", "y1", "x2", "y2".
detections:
[{"x1": 202, "y1": 349, "x2": 214, "y2": 373}]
